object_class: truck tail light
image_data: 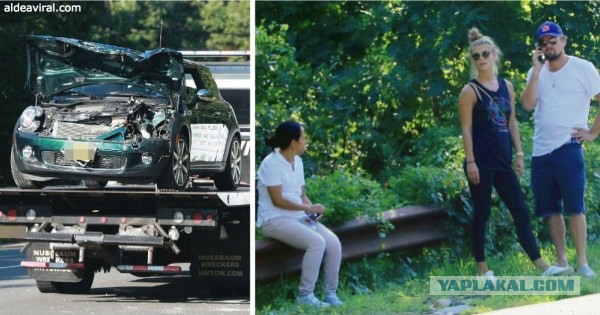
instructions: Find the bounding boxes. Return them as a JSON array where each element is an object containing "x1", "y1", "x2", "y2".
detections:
[
  {"x1": 192, "y1": 212, "x2": 203, "y2": 223},
  {"x1": 25, "y1": 209, "x2": 37, "y2": 221},
  {"x1": 7, "y1": 209, "x2": 18, "y2": 221},
  {"x1": 206, "y1": 213, "x2": 214, "y2": 221},
  {"x1": 172, "y1": 211, "x2": 184, "y2": 224}
]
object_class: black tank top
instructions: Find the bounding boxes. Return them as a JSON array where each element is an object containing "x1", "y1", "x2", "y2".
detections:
[{"x1": 469, "y1": 78, "x2": 513, "y2": 171}]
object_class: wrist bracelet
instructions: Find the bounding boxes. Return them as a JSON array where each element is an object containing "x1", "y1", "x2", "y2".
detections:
[
  {"x1": 466, "y1": 160, "x2": 475, "y2": 164},
  {"x1": 515, "y1": 151, "x2": 524, "y2": 157}
]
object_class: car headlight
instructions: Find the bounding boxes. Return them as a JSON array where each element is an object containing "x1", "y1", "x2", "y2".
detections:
[{"x1": 18, "y1": 106, "x2": 43, "y2": 132}]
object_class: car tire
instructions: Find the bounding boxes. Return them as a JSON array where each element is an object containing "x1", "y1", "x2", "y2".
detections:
[
  {"x1": 83, "y1": 180, "x2": 108, "y2": 189},
  {"x1": 214, "y1": 136, "x2": 241, "y2": 191},
  {"x1": 10, "y1": 148, "x2": 45, "y2": 189},
  {"x1": 157, "y1": 134, "x2": 190, "y2": 191}
]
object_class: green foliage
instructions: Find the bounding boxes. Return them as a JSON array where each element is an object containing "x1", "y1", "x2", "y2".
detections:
[
  {"x1": 200, "y1": 1, "x2": 250, "y2": 50},
  {"x1": 256, "y1": 0, "x2": 600, "y2": 278},
  {"x1": 255, "y1": 23, "x2": 313, "y2": 169},
  {"x1": 305, "y1": 169, "x2": 400, "y2": 228},
  {"x1": 388, "y1": 166, "x2": 466, "y2": 209},
  {"x1": 256, "y1": 1, "x2": 600, "y2": 179},
  {"x1": 256, "y1": 2, "x2": 600, "y2": 313},
  {"x1": 101, "y1": 1, "x2": 249, "y2": 50},
  {"x1": 257, "y1": 239, "x2": 600, "y2": 314},
  {"x1": 583, "y1": 140, "x2": 600, "y2": 241}
]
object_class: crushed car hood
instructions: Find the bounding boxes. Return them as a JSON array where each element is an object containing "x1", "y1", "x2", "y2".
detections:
[{"x1": 24, "y1": 35, "x2": 184, "y2": 99}]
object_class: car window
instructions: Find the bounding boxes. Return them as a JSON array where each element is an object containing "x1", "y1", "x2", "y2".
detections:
[
  {"x1": 196, "y1": 67, "x2": 220, "y2": 97},
  {"x1": 184, "y1": 86, "x2": 196, "y2": 103}
]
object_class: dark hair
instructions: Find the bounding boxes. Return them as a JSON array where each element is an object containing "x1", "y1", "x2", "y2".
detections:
[{"x1": 264, "y1": 120, "x2": 303, "y2": 150}]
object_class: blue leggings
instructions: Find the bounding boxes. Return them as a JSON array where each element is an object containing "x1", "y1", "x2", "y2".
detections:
[{"x1": 466, "y1": 167, "x2": 541, "y2": 262}]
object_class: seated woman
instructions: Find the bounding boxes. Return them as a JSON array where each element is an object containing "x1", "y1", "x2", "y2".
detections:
[{"x1": 257, "y1": 120, "x2": 343, "y2": 308}]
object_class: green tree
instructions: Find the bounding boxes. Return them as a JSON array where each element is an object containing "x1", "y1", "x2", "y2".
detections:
[{"x1": 256, "y1": 0, "x2": 600, "y2": 180}]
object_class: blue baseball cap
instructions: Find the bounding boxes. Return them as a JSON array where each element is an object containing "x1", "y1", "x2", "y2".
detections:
[{"x1": 536, "y1": 21, "x2": 564, "y2": 40}]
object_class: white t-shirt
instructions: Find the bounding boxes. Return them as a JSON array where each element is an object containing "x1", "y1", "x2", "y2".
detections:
[
  {"x1": 256, "y1": 150, "x2": 305, "y2": 227},
  {"x1": 527, "y1": 56, "x2": 600, "y2": 156}
]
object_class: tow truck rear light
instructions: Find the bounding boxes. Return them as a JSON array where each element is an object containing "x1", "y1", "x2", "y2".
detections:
[
  {"x1": 116, "y1": 265, "x2": 181, "y2": 273},
  {"x1": 25, "y1": 209, "x2": 37, "y2": 221},
  {"x1": 7, "y1": 209, "x2": 18, "y2": 221},
  {"x1": 172, "y1": 211, "x2": 184, "y2": 224},
  {"x1": 21, "y1": 261, "x2": 85, "y2": 270},
  {"x1": 192, "y1": 212, "x2": 203, "y2": 223}
]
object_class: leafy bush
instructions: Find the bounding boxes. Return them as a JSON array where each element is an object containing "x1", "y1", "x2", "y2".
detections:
[
  {"x1": 385, "y1": 164, "x2": 541, "y2": 260},
  {"x1": 583, "y1": 138, "x2": 600, "y2": 242},
  {"x1": 305, "y1": 168, "x2": 400, "y2": 228}
]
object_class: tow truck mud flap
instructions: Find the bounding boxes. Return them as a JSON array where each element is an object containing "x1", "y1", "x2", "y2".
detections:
[
  {"x1": 26, "y1": 242, "x2": 83, "y2": 282},
  {"x1": 190, "y1": 224, "x2": 249, "y2": 293}
]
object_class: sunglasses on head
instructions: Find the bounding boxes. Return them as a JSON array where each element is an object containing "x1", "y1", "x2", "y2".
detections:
[
  {"x1": 471, "y1": 50, "x2": 491, "y2": 61},
  {"x1": 538, "y1": 38, "x2": 559, "y2": 48}
]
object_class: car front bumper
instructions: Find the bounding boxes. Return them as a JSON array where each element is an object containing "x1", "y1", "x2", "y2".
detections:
[{"x1": 13, "y1": 132, "x2": 171, "y2": 183}]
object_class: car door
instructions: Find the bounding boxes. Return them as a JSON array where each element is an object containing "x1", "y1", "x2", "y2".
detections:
[{"x1": 186, "y1": 64, "x2": 237, "y2": 168}]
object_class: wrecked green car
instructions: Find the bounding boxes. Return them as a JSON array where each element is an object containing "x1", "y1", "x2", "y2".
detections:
[{"x1": 11, "y1": 35, "x2": 241, "y2": 191}]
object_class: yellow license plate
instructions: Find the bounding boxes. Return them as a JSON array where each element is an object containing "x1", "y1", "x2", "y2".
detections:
[{"x1": 64, "y1": 142, "x2": 96, "y2": 161}]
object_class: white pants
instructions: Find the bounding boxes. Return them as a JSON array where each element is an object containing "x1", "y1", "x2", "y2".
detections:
[{"x1": 261, "y1": 216, "x2": 342, "y2": 296}]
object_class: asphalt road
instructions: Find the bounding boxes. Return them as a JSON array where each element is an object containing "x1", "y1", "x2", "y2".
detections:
[{"x1": 0, "y1": 243, "x2": 250, "y2": 315}]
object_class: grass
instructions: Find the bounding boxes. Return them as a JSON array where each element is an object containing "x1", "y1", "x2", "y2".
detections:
[{"x1": 256, "y1": 239, "x2": 600, "y2": 314}]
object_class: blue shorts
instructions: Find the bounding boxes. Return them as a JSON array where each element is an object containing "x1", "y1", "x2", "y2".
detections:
[{"x1": 531, "y1": 142, "x2": 585, "y2": 217}]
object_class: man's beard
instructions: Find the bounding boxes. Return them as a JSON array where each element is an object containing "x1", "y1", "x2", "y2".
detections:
[{"x1": 545, "y1": 50, "x2": 563, "y2": 62}]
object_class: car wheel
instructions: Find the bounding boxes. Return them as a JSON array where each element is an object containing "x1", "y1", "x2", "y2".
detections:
[
  {"x1": 10, "y1": 148, "x2": 45, "y2": 189},
  {"x1": 83, "y1": 180, "x2": 108, "y2": 189},
  {"x1": 157, "y1": 134, "x2": 190, "y2": 191},
  {"x1": 214, "y1": 136, "x2": 241, "y2": 191}
]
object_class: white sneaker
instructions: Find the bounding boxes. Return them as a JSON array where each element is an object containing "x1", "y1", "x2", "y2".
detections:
[
  {"x1": 477, "y1": 270, "x2": 496, "y2": 282},
  {"x1": 579, "y1": 265, "x2": 596, "y2": 279},
  {"x1": 296, "y1": 293, "x2": 330, "y2": 308},
  {"x1": 324, "y1": 294, "x2": 344, "y2": 307},
  {"x1": 542, "y1": 265, "x2": 574, "y2": 276}
]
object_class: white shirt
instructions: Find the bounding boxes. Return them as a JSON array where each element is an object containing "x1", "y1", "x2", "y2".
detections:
[
  {"x1": 256, "y1": 150, "x2": 305, "y2": 227},
  {"x1": 527, "y1": 56, "x2": 600, "y2": 156}
]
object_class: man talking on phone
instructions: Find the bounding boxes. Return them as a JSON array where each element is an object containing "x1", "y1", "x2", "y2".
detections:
[{"x1": 521, "y1": 21, "x2": 600, "y2": 279}]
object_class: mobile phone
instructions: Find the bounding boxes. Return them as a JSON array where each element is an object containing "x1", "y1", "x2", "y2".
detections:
[
  {"x1": 308, "y1": 213, "x2": 322, "y2": 221},
  {"x1": 536, "y1": 46, "x2": 545, "y2": 63}
]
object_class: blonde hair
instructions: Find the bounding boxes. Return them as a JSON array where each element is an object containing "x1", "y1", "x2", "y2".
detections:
[{"x1": 468, "y1": 27, "x2": 502, "y2": 79}]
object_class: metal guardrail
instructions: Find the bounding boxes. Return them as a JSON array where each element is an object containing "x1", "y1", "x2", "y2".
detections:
[{"x1": 255, "y1": 205, "x2": 447, "y2": 281}]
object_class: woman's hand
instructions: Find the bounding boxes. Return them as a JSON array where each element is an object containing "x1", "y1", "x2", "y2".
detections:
[
  {"x1": 467, "y1": 162, "x2": 480, "y2": 185},
  {"x1": 514, "y1": 156, "x2": 525, "y2": 177},
  {"x1": 306, "y1": 203, "x2": 325, "y2": 214}
]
